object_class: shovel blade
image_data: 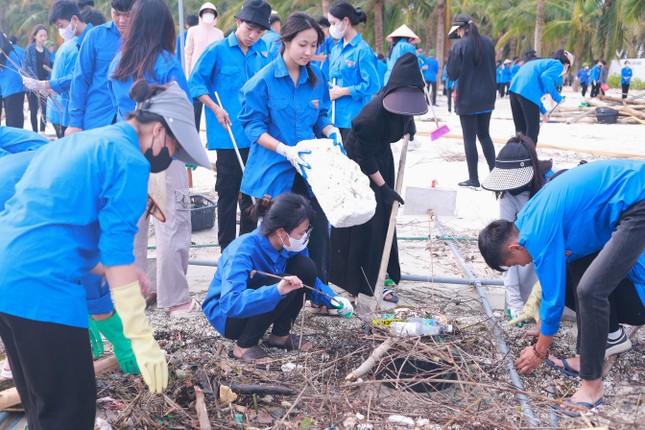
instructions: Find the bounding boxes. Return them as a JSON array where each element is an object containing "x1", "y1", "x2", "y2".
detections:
[{"x1": 431, "y1": 125, "x2": 451, "y2": 141}]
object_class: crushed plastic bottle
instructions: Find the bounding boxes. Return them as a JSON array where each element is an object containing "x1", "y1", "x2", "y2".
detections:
[{"x1": 389, "y1": 318, "x2": 453, "y2": 337}]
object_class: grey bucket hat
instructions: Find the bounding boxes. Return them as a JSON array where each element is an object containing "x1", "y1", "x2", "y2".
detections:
[{"x1": 137, "y1": 82, "x2": 210, "y2": 169}]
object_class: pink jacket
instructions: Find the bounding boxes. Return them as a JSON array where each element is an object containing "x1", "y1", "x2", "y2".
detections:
[{"x1": 185, "y1": 21, "x2": 224, "y2": 74}]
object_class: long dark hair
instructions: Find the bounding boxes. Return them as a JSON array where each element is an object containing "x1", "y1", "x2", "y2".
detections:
[
  {"x1": 453, "y1": 14, "x2": 483, "y2": 65},
  {"x1": 111, "y1": 0, "x2": 176, "y2": 82},
  {"x1": 30, "y1": 24, "x2": 47, "y2": 44},
  {"x1": 496, "y1": 134, "x2": 551, "y2": 199},
  {"x1": 279, "y1": 12, "x2": 324, "y2": 87},
  {"x1": 256, "y1": 192, "x2": 315, "y2": 236},
  {"x1": 328, "y1": 1, "x2": 368, "y2": 26},
  {"x1": 125, "y1": 79, "x2": 175, "y2": 138}
]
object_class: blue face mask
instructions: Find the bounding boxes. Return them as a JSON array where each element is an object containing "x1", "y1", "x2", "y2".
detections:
[{"x1": 144, "y1": 133, "x2": 173, "y2": 173}]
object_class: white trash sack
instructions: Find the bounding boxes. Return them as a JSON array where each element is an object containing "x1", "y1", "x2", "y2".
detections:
[{"x1": 294, "y1": 139, "x2": 376, "y2": 228}]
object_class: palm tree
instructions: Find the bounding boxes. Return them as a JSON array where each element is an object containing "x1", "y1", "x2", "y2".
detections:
[{"x1": 535, "y1": 0, "x2": 544, "y2": 55}]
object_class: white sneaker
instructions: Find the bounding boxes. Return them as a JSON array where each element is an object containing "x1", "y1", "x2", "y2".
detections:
[
  {"x1": 169, "y1": 298, "x2": 203, "y2": 319},
  {"x1": 605, "y1": 326, "x2": 632, "y2": 358}
]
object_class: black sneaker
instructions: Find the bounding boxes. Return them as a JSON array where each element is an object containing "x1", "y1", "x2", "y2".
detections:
[
  {"x1": 458, "y1": 179, "x2": 480, "y2": 188},
  {"x1": 605, "y1": 326, "x2": 632, "y2": 358}
]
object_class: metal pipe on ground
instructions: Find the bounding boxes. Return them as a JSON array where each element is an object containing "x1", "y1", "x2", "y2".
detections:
[
  {"x1": 187, "y1": 259, "x2": 504, "y2": 286},
  {"x1": 432, "y1": 215, "x2": 539, "y2": 427}
]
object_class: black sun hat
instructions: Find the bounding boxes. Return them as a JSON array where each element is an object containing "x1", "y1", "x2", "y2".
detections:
[
  {"x1": 382, "y1": 52, "x2": 428, "y2": 116},
  {"x1": 235, "y1": 0, "x2": 272, "y2": 30},
  {"x1": 481, "y1": 142, "x2": 535, "y2": 191}
]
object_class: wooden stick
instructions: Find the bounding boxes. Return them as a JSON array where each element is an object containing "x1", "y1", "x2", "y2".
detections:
[
  {"x1": 194, "y1": 386, "x2": 212, "y2": 430},
  {"x1": 345, "y1": 338, "x2": 395, "y2": 381},
  {"x1": 0, "y1": 355, "x2": 119, "y2": 410},
  {"x1": 249, "y1": 270, "x2": 338, "y2": 303},
  {"x1": 566, "y1": 107, "x2": 597, "y2": 124},
  {"x1": 374, "y1": 135, "x2": 410, "y2": 308},
  {"x1": 228, "y1": 383, "x2": 296, "y2": 396}
]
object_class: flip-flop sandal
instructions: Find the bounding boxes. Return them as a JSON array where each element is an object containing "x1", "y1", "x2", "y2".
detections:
[
  {"x1": 263, "y1": 334, "x2": 311, "y2": 352},
  {"x1": 383, "y1": 288, "x2": 399, "y2": 304},
  {"x1": 551, "y1": 397, "x2": 603, "y2": 418},
  {"x1": 545, "y1": 357, "x2": 580, "y2": 378},
  {"x1": 228, "y1": 345, "x2": 270, "y2": 363}
]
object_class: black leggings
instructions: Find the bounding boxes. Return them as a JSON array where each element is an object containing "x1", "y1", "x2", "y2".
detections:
[
  {"x1": 224, "y1": 254, "x2": 317, "y2": 348},
  {"x1": 0, "y1": 313, "x2": 96, "y2": 430},
  {"x1": 580, "y1": 83, "x2": 588, "y2": 97},
  {"x1": 509, "y1": 91, "x2": 541, "y2": 144},
  {"x1": 446, "y1": 88, "x2": 453, "y2": 112},
  {"x1": 2, "y1": 92, "x2": 25, "y2": 128},
  {"x1": 459, "y1": 112, "x2": 495, "y2": 181},
  {"x1": 622, "y1": 83, "x2": 630, "y2": 99},
  {"x1": 27, "y1": 91, "x2": 46, "y2": 132}
]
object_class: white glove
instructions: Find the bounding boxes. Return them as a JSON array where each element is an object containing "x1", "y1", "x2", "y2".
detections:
[
  {"x1": 23, "y1": 77, "x2": 47, "y2": 91},
  {"x1": 275, "y1": 142, "x2": 312, "y2": 178},
  {"x1": 326, "y1": 127, "x2": 346, "y2": 155},
  {"x1": 331, "y1": 296, "x2": 353, "y2": 319}
]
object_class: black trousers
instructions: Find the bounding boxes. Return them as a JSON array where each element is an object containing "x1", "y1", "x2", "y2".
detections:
[
  {"x1": 509, "y1": 91, "x2": 541, "y2": 145},
  {"x1": 291, "y1": 173, "x2": 330, "y2": 283},
  {"x1": 215, "y1": 148, "x2": 255, "y2": 251},
  {"x1": 580, "y1": 83, "x2": 588, "y2": 97},
  {"x1": 193, "y1": 99, "x2": 203, "y2": 131},
  {"x1": 27, "y1": 91, "x2": 46, "y2": 132},
  {"x1": 622, "y1": 83, "x2": 630, "y2": 99},
  {"x1": 224, "y1": 254, "x2": 317, "y2": 347},
  {"x1": 3, "y1": 92, "x2": 25, "y2": 128},
  {"x1": 459, "y1": 112, "x2": 495, "y2": 182},
  {"x1": 590, "y1": 82, "x2": 600, "y2": 98},
  {"x1": 446, "y1": 88, "x2": 453, "y2": 112},
  {"x1": 0, "y1": 313, "x2": 96, "y2": 430},
  {"x1": 498, "y1": 82, "x2": 509, "y2": 98},
  {"x1": 425, "y1": 81, "x2": 437, "y2": 105}
]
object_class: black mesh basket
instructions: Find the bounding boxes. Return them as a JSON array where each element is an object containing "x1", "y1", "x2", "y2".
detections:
[{"x1": 190, "y1": 195, "x2": 217, "y2": 232}]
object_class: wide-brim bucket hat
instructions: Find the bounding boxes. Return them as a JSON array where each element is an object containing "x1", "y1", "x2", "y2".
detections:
[{"x1": 481, "y1": 142, "x2": 535, "y2": 191}]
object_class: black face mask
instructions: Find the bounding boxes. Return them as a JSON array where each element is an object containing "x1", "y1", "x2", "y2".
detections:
[{"x1": 144, "y1": 133, "x2": 173, "y2": 173}]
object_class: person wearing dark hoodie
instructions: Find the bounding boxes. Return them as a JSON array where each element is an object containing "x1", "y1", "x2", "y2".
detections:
[
  {"x1": 329, "y1": 52, "x2": 428, "y2": 304},
  {"x1": 446, "y1": 14, "x2": 497, "y2": 188}
]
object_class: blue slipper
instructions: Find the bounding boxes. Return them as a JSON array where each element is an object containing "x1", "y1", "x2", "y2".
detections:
[
  {"x1": 552, "y1": 398, "x2": 603, "y2": 417},
  {"x1": 383, "y1": 288, "x2": 399, "y2": 303},
  {"x1": 545, "y1": 357, "x2": 579, "y2": 378}
]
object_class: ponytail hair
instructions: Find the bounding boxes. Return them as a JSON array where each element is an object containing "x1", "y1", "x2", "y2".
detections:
[
  {"x1": 253, "y1": 192, "x2": 316, "y2": 236},
  {"x1": 452, "y1": 14, "x2": 483, "y2": 65},
  {"x1": 279, "y1": 12, "x2": 324, "y2": 87},
  {"x1": 329, "y1": 1, "x2": 368, "y2": 26},
  {"x1": 125, "y1": 79, "x2": 175, "y2": 138}
]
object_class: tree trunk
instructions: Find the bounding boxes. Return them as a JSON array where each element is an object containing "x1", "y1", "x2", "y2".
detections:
[
  {"x1": 534, "y1": 0, "x2": 544, "y2": 56},
  {"x1": 425, "y1": 15, "x2": 434, "y2": 52},
  {"x1": 321, "y1": 0, "x2": 330, "y2": 15},
  {"x1": 373, "y1": 0, "x2": 384, "y2": 56},
  {"x1": 435, "y1": 0, "x2": 446, "y2": 68}
]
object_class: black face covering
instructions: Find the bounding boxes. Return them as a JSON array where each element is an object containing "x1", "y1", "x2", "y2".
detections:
[{"x1": 144, "y1": 133, "x2": 173, "y2": 173}]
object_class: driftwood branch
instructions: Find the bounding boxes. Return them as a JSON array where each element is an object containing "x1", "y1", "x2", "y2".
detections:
[
  {"x1": 346, "y1": 338, "x2": 396, "y2": 381},
  {"x1": 227, "y1": 383, "x2": 296, "y2": 396},
  {"x1": 194, "y1": 386, "x2": 212, "y2": 430}
]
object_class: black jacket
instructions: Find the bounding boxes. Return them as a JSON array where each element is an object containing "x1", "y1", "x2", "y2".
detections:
[{"x1": 446, "y1": 33, "x2": 496, "y2": 115}]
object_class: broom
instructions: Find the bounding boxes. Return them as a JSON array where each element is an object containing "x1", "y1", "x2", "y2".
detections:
[{"x1": 424, "y1": 86, "x2": 450, "y2": 140}]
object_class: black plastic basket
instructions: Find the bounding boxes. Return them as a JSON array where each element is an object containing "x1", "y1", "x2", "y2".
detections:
[
  {"x1": 190, "y1": 195, "x2": 217, "y2": 232},
  {"x1": 596, "y1": 107, "x2": 618, "y2": 124}
]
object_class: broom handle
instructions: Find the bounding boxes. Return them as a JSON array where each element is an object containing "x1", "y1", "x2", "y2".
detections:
[
  {"x1": 424, "y1": 86, "x2": 441, "y2": 128},
  {"x1": 249, "y1": 270, "x2": 339, "y2": 303},
  {"x1": 331, "y1": 78, "x2": 337, "y2": 124}
]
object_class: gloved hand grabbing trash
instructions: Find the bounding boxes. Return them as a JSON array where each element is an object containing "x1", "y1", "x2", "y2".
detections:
[
  {"x1": 509, "y1": 282, "x2": 541, "y2": 326},
  {"x1": 331, "y1": 296, "x2": 354, "y2": 319},
  {"x1": 22, "y1": 77, "x2": 47, "y2": 91},
  {"x1": 88, "y1": 316, "x2": 104, "y2": 359},
  {"x1": 380, "y1": 183, "x2": 404, "y2": 207},
  {"x1": 94, "y1": 311, "x2": 140, "y2": 375},
  {"x1": 276, "y1": 142, "x2": 312, "y2": 178},
  {"x1": 111, "y1": 281, "x2": 167, "y2": 393},
  {"x1": 326, "y1": 127, "x2": 346, "y2": 155}
]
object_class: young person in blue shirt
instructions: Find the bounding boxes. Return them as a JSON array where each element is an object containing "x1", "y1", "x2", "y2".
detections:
[
  {"x1": 189, "y1": 0, "x2": 272, "y2": 252},
  {"x1": 203, "y1": 192, "x2": 353, "y2": 363},
  {"x1": 0, "y1": 80, "x2": 211, "y2": 429},
  {"x1": 262, "y1": 14, "x2": 282, "y2": 61},
  {"x1": 499, "y1": 59, "x2": 512, "y2": 97},
  {"x1": 109, "y1": 0, "x2": 199, "y2": 319},
  {"x1": 65, "y1": 0, "x2": 134, "y2": 135},
  {"x1": 327, "y1": 1, "x2": 379, "y2": 139},
  {"x1": 175, "y1": 14, "x2": 198, "y2": 69},
  {"x1": 508, "y1": 49, "x2": 572, "y2": 145},
  {"x1": 479, "y1": 160, "x2": 645, "y2": 416},
  {"x1": 23, "y1": 1, "x2": 93, "y2": 138},
  {"x1": 384, "y1": 24, "x2": 418, "y2": 84},
  {"x1": 446, "y1": 14, "x2": 497, "y2": 188},
  {"x1": 420, "y1": 48, "x2": 439, "y2": 105},
  {"x1": 576, "y1": 64, "x2": 589, "y2": 97},
  {"x1": 588, "y1": 59, "x2": 602, "y2": 98},
  {"x1": 239, "y1": 12, "x2": 341, "y2": 284},
  {"x1": 0, "y1": 33, "x2": 25, "y2": 128},
  {"x1": 376, "y1": 53, "x2": 387, "y2": 87},
  {"x1": 22, "y1": 24, "x2": 52, "y2": 133},
  {"x1": 621, "y1": 60, "x2": 633, "y2": 99},
  {"x1": 510, "y1": 57, "x2": 521, "y2": 79}
]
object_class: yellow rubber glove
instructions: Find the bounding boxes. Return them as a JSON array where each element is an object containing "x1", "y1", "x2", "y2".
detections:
[
  {"x1": 509, "y1": 282, "x2": 542, "y2": 326},
  {"x1": 111, "y1": 281, "x2": 168, "y2": 393}
]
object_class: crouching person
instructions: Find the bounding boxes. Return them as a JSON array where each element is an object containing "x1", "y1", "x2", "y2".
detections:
[{"x1": 202, "y1": 192, "x2": 353, "y2": 364}]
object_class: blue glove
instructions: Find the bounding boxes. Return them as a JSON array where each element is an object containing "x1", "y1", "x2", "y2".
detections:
[{"x1": 327, "y1": 128, "x2": 346, "y2": 155}]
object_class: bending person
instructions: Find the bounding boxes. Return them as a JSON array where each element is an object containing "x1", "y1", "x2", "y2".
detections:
[
  {"x1": 202, "y1": 192, "x2": 353, "y2": 364},
  {"x1": 478, "y1": 160, "x2": 645, "y2": 416}
]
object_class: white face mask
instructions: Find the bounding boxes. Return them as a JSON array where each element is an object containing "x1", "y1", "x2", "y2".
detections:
[
  {"x1": 202, "y1": 13, "x2": 216, "y2": 24},
  {"x1": 329, "y1": 20, "x2": 347, "y2": 40},
  {"x1": 59, "y1": 21, "x2": 76, "y2": 40},
  {"x1": 280, "y1": 231, "x2": 310, "y2": 253}
]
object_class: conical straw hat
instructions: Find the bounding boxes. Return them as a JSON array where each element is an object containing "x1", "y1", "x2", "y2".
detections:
[{"x1": 386, "y1": 24, "x2": 420, "y2": 44}]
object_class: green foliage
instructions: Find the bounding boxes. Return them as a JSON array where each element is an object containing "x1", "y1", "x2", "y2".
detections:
[{"x1": 608, "y1": 73, "x2": 645, "y2": 90}]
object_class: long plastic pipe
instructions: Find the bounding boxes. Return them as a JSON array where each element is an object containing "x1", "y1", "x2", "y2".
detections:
[
  {"x1": 187, "y1": 259, "x2": 504, "y2": 286},
  {"x1": 432, "y1": 216, "x2": 539, "y2": 427}
]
